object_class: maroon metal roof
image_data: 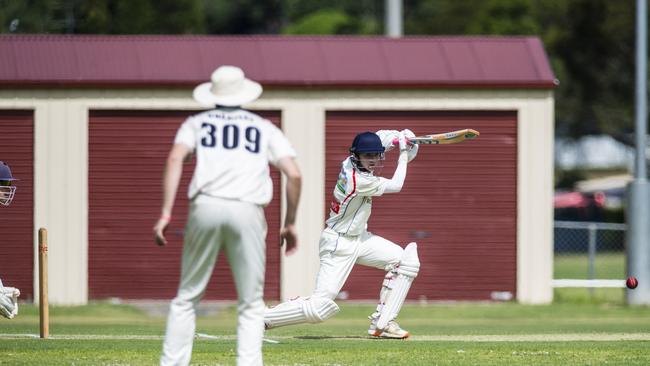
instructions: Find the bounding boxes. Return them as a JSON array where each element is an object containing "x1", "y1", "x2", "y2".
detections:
[{"x1": 0, "y1": 35, "x2": 556, "y2": 89}]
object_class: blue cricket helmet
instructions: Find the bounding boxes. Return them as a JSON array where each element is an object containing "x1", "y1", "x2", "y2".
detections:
[
  {"x1": 349, "y1": 132, "x2": 385, "y2": 154},
  {"x1": 0, "y1": 161, "x2": 17, "y2": 206},
  {"x1": 0, "y1": 161, "x2": 17, "y2": 181}
]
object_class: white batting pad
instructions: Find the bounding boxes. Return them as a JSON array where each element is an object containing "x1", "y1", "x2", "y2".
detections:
[
  {"x1": 264, "y1": 296, "x2": 339, "y2": 329},
  {"x1": 375, "y1": 271, "x2": 395, "y2": 314},
  {"x1": 376, "y1": 243, "x2": 420, "y2": 330}
]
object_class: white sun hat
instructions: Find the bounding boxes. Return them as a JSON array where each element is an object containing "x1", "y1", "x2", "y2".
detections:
[{"x1": 193, "y1": 66, "x2": 263, "y2": 107}]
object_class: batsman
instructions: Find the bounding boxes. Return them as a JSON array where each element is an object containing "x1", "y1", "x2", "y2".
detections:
[
  {"x1": 264, "y1": 129, "x2": 419, "y2": 338},
  {"x1": 0, "y1": 160, "x2": 21, "y2": 320}
]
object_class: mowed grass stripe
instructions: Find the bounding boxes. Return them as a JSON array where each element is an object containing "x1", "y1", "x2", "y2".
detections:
[{"x1": 2, "y1": 333, "x2": 650, "y2": 341}]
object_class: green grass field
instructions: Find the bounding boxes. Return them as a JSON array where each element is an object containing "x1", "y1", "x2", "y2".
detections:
[
  {"x1": 1, "y1": 298, "x2": 650, "y2": 365},
  {"x1": 554, "y1": 252, "x2": 628, "y2": 304},
  {"x1": 555, "y1": 252, "x2": 625, "y2": 279}
]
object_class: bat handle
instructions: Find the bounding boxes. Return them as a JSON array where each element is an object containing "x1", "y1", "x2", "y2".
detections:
[{"x1": 391, "y1": 137, "x2": 414, "y2": 146}]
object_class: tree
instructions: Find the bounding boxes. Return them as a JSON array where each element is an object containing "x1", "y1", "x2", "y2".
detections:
[
  {"x1": 0, "y1": 0, "x2": 205, "y2": 34},
  {"x1": 281, "y1": 0, "x2": 380, "y2": 35},
  {"x1": 404, "y1": 0, "x2": 637, "y2": 141},
  {"x1": 0, "y1": 0, "x2": 640, "y2": 143},
  {"x1": 203, "y1": 0, "x2": 283, "y2": 34},
  {"x1": 0, "y1": 0, "x2": 68, "y2": 33},
  {"x1": 552, "y1": 1, "x2": 635, "y2": 140}
]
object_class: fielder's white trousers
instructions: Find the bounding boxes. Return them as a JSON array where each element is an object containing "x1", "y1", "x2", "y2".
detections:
[
  {"x1": 161, "y1": 196, "x2": 267, "y2": 366},
  {"x1": 313, "y1": 228, "x2": 404, "y2": 300}
]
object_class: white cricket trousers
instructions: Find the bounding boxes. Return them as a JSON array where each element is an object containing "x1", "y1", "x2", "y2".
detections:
[
  {"x1": 161, "y1": 195, "x2": 267, "y2": 366},
  {"x1": 313, "y1": 228, "x2": 404, "y2": 300}
]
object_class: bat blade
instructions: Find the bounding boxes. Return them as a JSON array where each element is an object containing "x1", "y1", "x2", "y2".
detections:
[
  {"x1": 393, "y1": 129, "x2": 480, "y2": 146},
  {"x1": 413, "y1": 128, "x2": 480, "y2": 145}
]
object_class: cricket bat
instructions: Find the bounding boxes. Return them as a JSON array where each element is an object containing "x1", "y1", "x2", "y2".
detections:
[{"x1": 392, "y1": 128, "x2": 480, "y2": 146}]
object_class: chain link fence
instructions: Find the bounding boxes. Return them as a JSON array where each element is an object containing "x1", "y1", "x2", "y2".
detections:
[{"x1": 553, "y1": 221, "x2": 627, "y2": 289}]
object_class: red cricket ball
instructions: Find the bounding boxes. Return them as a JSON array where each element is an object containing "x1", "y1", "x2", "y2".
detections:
[{"x1": 626, "y1": 276, "x2": 638, "y2": 289}]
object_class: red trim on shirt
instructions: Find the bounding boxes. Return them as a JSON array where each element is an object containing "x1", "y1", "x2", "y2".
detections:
[
  {"x1": 331, "y1": 168, "x2": 357, "y2": 214},
  {"x1": 341, "y1": 169, "x2": 357, "y2": 206}
]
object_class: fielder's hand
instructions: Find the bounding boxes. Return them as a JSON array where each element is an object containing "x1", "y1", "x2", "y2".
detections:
[
  {"x1": 280, "y1": 224, "x2": 298, "y2": 256},
  {"x1": 0, "y1": 297, "x2": 13, "y2": 319},
  {"x1": 0, "y1": 287, "x2": 19, "y2": 319},
  {"x1": 153, "y1": 216, "x2": 171, "y2": 246}
]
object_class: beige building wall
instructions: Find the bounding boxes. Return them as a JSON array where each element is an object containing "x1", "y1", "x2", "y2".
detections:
[{"x1": 0, "y1": 88, "x2": 553, "y2": 305}]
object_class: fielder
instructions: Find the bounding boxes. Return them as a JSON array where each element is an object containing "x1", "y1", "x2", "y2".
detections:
[
  {"x1": 0, "y1": 160, "x2": 21, "y2": 319},
  {"x1": 264, "y1": 130, "x2": 419, "y2": 338},
  {"x1": 153, "y1": 66, "x2": 302, "y2": 366}
]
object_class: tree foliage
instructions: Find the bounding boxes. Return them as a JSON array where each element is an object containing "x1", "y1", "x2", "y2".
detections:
[
  {"x1": 0, "y1": 0, "x2": 205, "y2": 34},
  {"x1": 0, "y1": 0, "x2": 641, "y2": 140}
]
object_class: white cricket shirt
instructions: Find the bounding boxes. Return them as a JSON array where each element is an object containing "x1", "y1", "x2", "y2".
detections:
[
  {"x1": 326, "y1": 157, "x2": 391, "y2": 236},
  {"x1": 174, "y1": 108, "x2": 296, "y2": 206}
]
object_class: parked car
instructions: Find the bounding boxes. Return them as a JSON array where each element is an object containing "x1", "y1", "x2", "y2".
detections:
[{"x1": 554, "y1": 190, "x2": 606, "y2": 222}]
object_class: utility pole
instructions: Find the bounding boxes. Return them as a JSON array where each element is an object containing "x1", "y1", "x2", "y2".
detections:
[
  {"x1": 385, "y1": 0, "x2": 403, "y2": 38},
  {"x1": 627, "y1": 0, "x2": 650, "y2": 305}
]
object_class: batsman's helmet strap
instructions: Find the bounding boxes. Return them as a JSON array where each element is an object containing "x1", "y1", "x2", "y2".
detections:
[
  {"x1": 0, "y1": 161, "x2": 17, "y2": 182},
  {"x1": 349, "y1": 132, "x2": 385, "y2": 154}
]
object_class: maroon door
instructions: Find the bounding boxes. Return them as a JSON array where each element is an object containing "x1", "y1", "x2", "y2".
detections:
[
  {"x1": 326, "y1": 111, "x2": 517, "y2": 301},
  {"x1": 0, "y1": 111, "x2": 34, "y2": 300},
  {"x1": 88, "y1": 110, "x2": 281, "y2": 300}
]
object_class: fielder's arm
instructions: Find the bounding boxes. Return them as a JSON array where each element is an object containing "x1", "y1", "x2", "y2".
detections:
[
  {"x1": 275, "y1": 156, "x2": 302, "y2": 255},
  {"x1": 154, "y1": 143, "x2": 192, "y2": 246}
]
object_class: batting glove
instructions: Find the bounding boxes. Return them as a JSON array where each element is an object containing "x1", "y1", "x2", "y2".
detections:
[
  {"x1": 375, "y1": 130, "x2": 399, "y2": 152},
  {"x1": 398, "y1": 131, "x2": 408, "y2": 152},
  {"x1": 401, "y1": 129, "x2": 419, "y2": 162},
  {"x1": 401, "y1": 129, "x2": 415, "y2": 140}
]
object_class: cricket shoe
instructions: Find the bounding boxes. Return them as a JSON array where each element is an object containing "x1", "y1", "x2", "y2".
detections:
[{"x1": 367, "y1": 319, "x2": 410, "y2": 339}]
